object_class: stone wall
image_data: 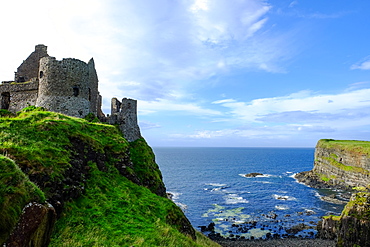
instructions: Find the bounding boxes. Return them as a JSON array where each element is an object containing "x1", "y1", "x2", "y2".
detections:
[
  {"x1": 36, "y1": 57, "x2": 99, "y2": 118},
  {"x1": 0, "y1": 79, "x2": 39, "y2": 112},
  {"x1": 1, "y1": 44, "x2": 142, "y2": 143},
  {"x1": 15, "y1": 45, "x2": 48, "y2": 82},
  {"x1": 109, "y1": 98, "x2": 141, "y2": 142}
]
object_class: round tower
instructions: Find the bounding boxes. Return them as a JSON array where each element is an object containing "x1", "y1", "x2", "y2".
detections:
[{"x1": 36, "y1": 56, "x2": 98, "y2": 117}]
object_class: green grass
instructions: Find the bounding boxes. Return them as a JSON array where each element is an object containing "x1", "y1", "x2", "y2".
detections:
[
  {"x1": 318, "y1": 139, "x2": 370, "y2": 157},
  {"x1": 0, "y1": 106, "x2": 129, "y2": 189},
  {"x1": 0, "y1": 107, "x2": 219, "y2": 246},
  {"x1": 50, "y1": 162, "x2": 218, "y2": 247},
  {"x1": 129, "y1": 138, "x2": 166, "y2": 196},
  {"x1": 0, "y1": 155, "x2": 45, "y2": 243}
]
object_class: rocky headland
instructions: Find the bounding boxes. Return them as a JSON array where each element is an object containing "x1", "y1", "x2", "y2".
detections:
[{"x1": 295, "y1": 139, "x2": 370, "y2": 247}]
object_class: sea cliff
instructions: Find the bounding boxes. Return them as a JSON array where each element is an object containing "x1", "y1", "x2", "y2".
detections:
[
  {"x1": 296, "y1": 139, "x2": 370, "y2": 191},
  {"x1": 296, "y1": 139, "x2": 370, "y2": 246},
  {"x1": 0, "y1": 107, "x2": 218, "y2": 247}
]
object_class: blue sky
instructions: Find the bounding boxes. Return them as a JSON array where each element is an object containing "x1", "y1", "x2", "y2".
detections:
[{"x1": 1, "y1": 0, "x2": 370, "y2": 147}]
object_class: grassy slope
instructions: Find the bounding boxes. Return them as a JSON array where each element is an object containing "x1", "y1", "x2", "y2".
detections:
[
  {"x1": 0, "y1": 107, "x2": 218, "y2": 247},
  {"x1": 0, "y1": 156, "x2": 45, "y2": 243},
  {"x1": 318, "y1": 139, "x2": 370, "y2": 157}
]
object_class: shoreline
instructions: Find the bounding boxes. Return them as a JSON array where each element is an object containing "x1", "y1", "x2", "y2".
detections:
[{"x1": 214, "y1": 238, "x2": 336, "y2": 247}]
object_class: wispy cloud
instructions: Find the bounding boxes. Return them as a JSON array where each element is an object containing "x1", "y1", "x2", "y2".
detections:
[
  {"x1": 351, "y1": 59, "x2": 370, "y2": 70},
  {"x1": 0, "y1": 0, "x2": 301, "y2": 114},
  {"x1": 213, "y1": 88, "x2": 370, "y2": 123},
  {"x1": 139, "y1": 121, "x2": 161, "y2": 130},
  {"x1": 138, "y1": 98, "x2": 222, "y2": 116},
  {"x1": 289, "y1": 1, "x2": 298, "y2": 8}
]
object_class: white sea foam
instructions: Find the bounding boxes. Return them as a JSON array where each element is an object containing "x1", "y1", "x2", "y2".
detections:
[
  {"x1": 206, "y1": 183, "x2": 227, "y2": 187},
  {"x1": 275, "y1": 205, "x2": 290, "y2": 210},
  {"x1": 305, "y1": 209, "x2": 316, "y2": 214},
  {"x1": 167, "y1": 191, "x2": 188, "y2": 211},
  {"x1": 167, "y1": 191, "x2": 182, "y2": 200},
  {"x1": 224, "y1": 194, "x2": 249, "y2": 204},
  {"x1": 239, "y1": 173, "x2": 275, "y2": 178},
  {"x1": 272, "y1": 194, "x2": 296, "y2": 201},
  {"x1": 253, "y1": 181, "x2": 273, "y2": 184}
]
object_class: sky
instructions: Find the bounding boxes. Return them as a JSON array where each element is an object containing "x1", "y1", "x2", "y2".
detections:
[{"x1": 1, "y1": 0, "x2": 370, "y2": 147}]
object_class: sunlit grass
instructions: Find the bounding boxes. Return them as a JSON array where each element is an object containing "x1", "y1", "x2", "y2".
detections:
[{"x1": 0, "y1": 106, "x2": 219, "y2": 246}]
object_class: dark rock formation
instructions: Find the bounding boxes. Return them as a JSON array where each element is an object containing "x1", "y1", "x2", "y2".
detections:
[
  {"x1": 318, "y1": 192, "x2": 370, "y2": 247},
  {"x1": 6, "y1": 202, "x2": 56, "y2": 247},
  {"x1": 244, "y1": 172, "x2": 264, "y2": 177},
  {"x1": 296, "y1": 139, "x2": 370, "y2": 190}
]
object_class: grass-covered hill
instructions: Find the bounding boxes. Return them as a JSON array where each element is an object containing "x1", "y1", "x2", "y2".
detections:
[{"x1": 0, "y1": 107, "x2": 219, "y2": 247}]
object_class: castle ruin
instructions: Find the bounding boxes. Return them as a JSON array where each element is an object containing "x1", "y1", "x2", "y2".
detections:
[{"x1": 0, "y1": 44, "x2": 141, "y2": 142}]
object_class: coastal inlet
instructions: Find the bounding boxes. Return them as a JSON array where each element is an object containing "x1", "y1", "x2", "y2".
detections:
[{"x1": 154, "y1": 147, "x2": 345, "y2": 240}]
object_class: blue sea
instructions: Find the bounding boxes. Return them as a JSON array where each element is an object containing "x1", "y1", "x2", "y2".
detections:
[{"x1": 153, "y1": 147, "x2": 344, "y2": 239}]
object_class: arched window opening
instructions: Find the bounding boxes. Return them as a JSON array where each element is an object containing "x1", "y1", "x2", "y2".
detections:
[
  {"x1": 1, "y1": 92, "x2": 11, "y2": 110},
  {"x1": 39, "y1": 71, "x2": 44, "y2": 78},
  {"x1": 73, "y1": 86, "x2": 79, "y2": 97},
  {"x1": 88, "y1": 88, "x2": 91, "y2": 101}
]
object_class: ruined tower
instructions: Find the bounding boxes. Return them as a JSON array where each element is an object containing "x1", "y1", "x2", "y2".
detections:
[
  {"x1": 110, "y1": 98, "x2": 141, "y2": 142},
  {"x1": 1, "y1": 44, "x2": 141, "y2": 142},
  {"x1": 36, "y1": 57, "x2": 100, "y2": 118},
  {"x1": 15, "y1": 44, "x2": 48, "y2": 82}
]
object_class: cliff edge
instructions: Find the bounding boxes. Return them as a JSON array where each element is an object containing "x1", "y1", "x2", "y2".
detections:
[
  {"x1": 0, "y1": 107, "x2": 218, "y2": 247},
  {"x1": 296, "y1": 139, "x2": 370, "y2": 246},
  {"x1": 295, "y1": 139, "x2": 370, "y2": 192}
]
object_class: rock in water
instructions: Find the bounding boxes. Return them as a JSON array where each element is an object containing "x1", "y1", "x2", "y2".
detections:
[{"x1": 245, "y1": 172, "x2": 264, "y2": 177}]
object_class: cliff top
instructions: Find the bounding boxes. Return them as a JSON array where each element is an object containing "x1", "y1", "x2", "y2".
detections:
[{"x1": 317, "y1": 139, "x2": 370, "y2": 156}]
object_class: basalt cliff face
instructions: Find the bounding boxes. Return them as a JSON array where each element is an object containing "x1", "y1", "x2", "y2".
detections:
[
  {"x1": 296, "y1": 139, "x2": 370, "y2": 247},
  {"x1": 318, "y1": 192, "x2": 370, "y2": 247},
  {"x1": 296, "y1": 139, "x2": 370, "y2": 191}
]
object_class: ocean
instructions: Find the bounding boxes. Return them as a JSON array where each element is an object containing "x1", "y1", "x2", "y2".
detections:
[{"x1": 153, "y1": 147, "x2": 344, "y2": 239}]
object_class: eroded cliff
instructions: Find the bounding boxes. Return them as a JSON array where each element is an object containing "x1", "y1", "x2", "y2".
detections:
[
  {"x1": 296, "y1": 139, "x2": 370, "y2": 246},
  {"x1": 296, "y1": 139, "x2": 370, "y2": 191}
]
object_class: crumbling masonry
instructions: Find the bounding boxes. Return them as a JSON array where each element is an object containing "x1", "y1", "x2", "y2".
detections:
[{"x1": 0, "y1": 44, "x2": 141, "y2": 142}]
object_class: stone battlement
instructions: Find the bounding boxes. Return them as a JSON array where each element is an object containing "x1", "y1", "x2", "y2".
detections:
[{"x1": 0, "y1": 45, "x2": 141, "y2": 142}]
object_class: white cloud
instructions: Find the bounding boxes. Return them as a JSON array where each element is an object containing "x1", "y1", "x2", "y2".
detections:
[
  {"x1": 213, "y1": 88, "x2": 370, "y2": 123},
  {"x1": 139, "y1": 121, "x2": 161, "y2": 130},
  {"x1": 351, "y1": 60, "x2": 370, "y2": 70},
  {"x1": 0, "y1": 0, "x2": 293, "y2": 104},
  {"x1": 289, "y1": 1, "x2": 298, "y2": 8},
  {"x1": 138, "y1": 99, "x2": 222, "y2": 116}
]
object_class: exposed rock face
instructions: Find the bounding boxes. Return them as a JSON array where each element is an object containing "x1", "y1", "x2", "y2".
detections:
[
  {"x1": 297, "y1": 139, "x2": 370, "y2": 246},
  {"x1": 6, "y1": 202, "x2": 56, "y2": 247},
  {"x1": 296, "y1": 139, "x2": 370, "y2": 190},
  {"x1": 318, "y1": 193, "x2": 370, "y2": 247}
]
